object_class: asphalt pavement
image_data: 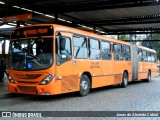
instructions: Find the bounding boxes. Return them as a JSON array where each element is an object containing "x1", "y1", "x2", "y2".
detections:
[{"x1": 0, "y1": 75, "x2": 160, "y2": 120}]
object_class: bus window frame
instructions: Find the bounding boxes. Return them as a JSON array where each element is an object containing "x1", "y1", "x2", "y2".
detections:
[
  {"x1": 73, "y1": 34, "x2": 88, "y2": 59},
  {"x1": 113, "y1": 43, "x2": 123, "y2": 61},
  {"x1": 138, "y1": 48, "x2": 143, "y2": 61},
  {"x1": 56, "y1": 34, "x2": 72, "y2": 66},
  {"x1": 142, "y1": 50, "x2": 148, "y2": 62},
  {"x1": 122, "y1": 45, "x2": 131, "y2": 61},
  {"x1": 151, "y1": 52, "x2": 156, "y2": 63},
  {"x1": 101, "y1": 40, "x2": 112, "y2": 60},
  {"x1": 88, "y1": 37, "x2": 101, "y2": 60}
]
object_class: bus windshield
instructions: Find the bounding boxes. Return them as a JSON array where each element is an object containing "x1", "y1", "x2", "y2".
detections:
[{"x1": 8, "y1": 38, "x2": 53, "y2": 70}]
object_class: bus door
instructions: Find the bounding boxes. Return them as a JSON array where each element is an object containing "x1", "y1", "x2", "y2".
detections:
[
  {"x1": 55, "y1": 32, "x2": 76, "y2": 93},
  {"x1": 131, "y1": 44, "x2": 138, "y2": 81},
  {"x1": 101, "y1": 41, "x2": 114, "y2": 86}
]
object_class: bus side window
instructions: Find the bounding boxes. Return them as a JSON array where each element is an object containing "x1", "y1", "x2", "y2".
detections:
[
  {"x1": 120, "y1": 45, "x2": 124, "y2": 60},
  {"x1": 122, "y1": 45, "x2": 130, "y2": 61},
  {"x1": 125, "y1": 46, "x2": 131, "y2": 61},
  {"x1": 73, "y1": 35, "x2": 87, "y2": 59},
  {"x1": 138, "y1": 49, "x2": 143, "y2": 61},
  {"x1": 113, "y1": 44, "x2": 121, "y2": 61},
  {"x1": 151, "y1": 53, "x2": 156, "y2": 63},
  {"x1": 56, "y1": 35, "x2": 72, "y2": 65},
  {"x1": 142, "y1": 50, "x2": 148, "y2": 62},
  {"x1": 147, "y1": 52, "x2": 151, "y2": 62},
  {"x1": 88, "y1": 38, "x2": 101, "y2": 60},
  {"x1": 101, "y1": 41, "x2": 111, "y2": 60}
]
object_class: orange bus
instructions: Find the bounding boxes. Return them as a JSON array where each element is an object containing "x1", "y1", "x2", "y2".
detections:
[{"x1": 7, "y1": 24, "x2": 158, "y2": 96}]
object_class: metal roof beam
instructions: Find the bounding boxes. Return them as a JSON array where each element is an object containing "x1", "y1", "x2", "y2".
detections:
[
  {"x1": 103, "y1": 28, "x2": 160, "y2": 35},
  {"x1": 75, "y1": 15, "x2": 160, "y2": 26},
  {"x1": 41, "y1": 0, "x2": 160, "y2": 13},
  {"x1": 3, "y1": 0, "x2": 160, "y2": 13}
]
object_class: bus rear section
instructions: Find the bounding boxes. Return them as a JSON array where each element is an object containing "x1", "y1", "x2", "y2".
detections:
[{"x1": 131, "y1": 44, "x2": 157, "y2": 81}]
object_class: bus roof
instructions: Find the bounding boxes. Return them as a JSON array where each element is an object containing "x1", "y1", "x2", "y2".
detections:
[
  {"x1": 137, "y1": 45, "x2": 156, "y2": 53},
  {"x1": 53, "y1": 24, "x2": 131, "y2": 46}
]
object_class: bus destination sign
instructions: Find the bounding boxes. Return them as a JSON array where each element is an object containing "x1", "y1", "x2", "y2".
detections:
[{"x1": 11, "y1": 26, "x2": 54, "y2": 39}]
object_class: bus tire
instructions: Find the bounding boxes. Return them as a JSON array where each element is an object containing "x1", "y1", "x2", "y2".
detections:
[
  {"x1": 79, "y1": 74, "x2": 90, "y2": 96},
  {"x1": 121, "y1": 72, "x2": 128, "y2": 88},
  {"x1": 146, "y1": 70, "x2": 151, "y2": 82}
]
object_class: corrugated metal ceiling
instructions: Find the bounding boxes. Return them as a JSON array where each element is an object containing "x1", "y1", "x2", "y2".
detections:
[{"x1": 1, "y1": 0, "x2": 160, "y2": 36}]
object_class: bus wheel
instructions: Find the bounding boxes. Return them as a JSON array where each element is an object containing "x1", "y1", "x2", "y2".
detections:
[
  {"x1": 79, "y1": 74, "x2": 90, "y2": 96},
  {"x1": 121, "y1": 72, "x2": 128, "y2": 88},
  {"x1": 146, "y1": 71, "x2": 151, "y2": 82}
]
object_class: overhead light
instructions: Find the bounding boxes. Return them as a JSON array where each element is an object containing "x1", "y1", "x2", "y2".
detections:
[
  {"x1": 45, "y1": 14, "x2": 55, "y2": 18},
  {"x1": 58, "y1": 18, "x2": 66, "y2": 22},
  {"x1": 57, "y1": 18, "x2": 72, "y2": 23},
  {"x1": 66, "y1": 21, "x2": 72, "y2": 23},
  {"x1": 78, "y1": 24, "x2": 93, "y2": 30},
  {"x1": 13, "y1": 6, "x2": 20, "y2": 8},
  {"x1": 34, "y1": 11, "x2": 44, "y2": 15},
  {"x1": 96, "y1": 29, "x2": 105, "y2": 33},
  {"x1": 0, "y1": 1, "x2": 5, "y2": 4},
  {"x1": 21, "y1": 8, "x2": 33, "y2": 12}
]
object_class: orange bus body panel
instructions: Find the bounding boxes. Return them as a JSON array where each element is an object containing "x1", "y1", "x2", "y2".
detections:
[{"x1": 7, "y1": 24, "x2": 158, "y2": 96}]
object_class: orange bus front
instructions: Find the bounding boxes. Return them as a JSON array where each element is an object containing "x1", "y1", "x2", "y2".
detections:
[{"x1": 7, "y1": 25, "x2": 59, "y2": 95}]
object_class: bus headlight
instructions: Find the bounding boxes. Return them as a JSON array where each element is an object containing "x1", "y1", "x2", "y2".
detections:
[
  {"x1": 40, "y1": 74, "x2": 54, "y2": 85},
  {"x1": 8, "y1": 75, "x2": 15, "y2": 83}
]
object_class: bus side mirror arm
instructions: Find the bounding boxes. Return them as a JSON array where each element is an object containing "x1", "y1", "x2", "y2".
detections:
[{"x1": 56, "y1": 32, "x2": 62, "y2": 54}]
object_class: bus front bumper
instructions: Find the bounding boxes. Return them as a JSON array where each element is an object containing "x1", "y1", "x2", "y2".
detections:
[{"x1": 8, "y1": 81, "x2": 58, "y2": 95}]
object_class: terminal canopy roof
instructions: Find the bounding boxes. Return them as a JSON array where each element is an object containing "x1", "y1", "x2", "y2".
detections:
[{"x1": 1, "y1": 0, "x2": 160, "y2": 37}]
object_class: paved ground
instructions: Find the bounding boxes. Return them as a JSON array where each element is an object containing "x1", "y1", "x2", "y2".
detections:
[{"x1": 0, "y1": 75, "x2": 160, "y2": 120}]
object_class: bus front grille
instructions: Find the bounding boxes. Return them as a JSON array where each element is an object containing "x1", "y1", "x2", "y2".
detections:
[
  {"x1": 17, "y1": 86, "x2": 36, "y2": 93},
  {"x1": 14, "y1": 74, "x2": 42, "y2": 79}
]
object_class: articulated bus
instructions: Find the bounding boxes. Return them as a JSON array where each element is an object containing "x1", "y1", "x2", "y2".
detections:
[{"x1": 7, "y1": 24, "x2": 157, "y2": 96}]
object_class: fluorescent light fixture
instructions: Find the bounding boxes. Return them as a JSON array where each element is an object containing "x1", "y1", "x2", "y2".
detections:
[
  {"x1": 77, "y1": 24, "x2": 81, "y2": 26},
  {"x1": 34, "y1": 11, "x2": 44, "y2": 15},
  {"x1": 0, "y1": 24, "x2": 15, "y2": 28},
  {"x1": 78, "y1": 24, "x2": 93, "y2": 30},
  {"x1": 12, "y1": 6, "x2": 20, "y2": 8},
  {"x1": 21, "y1": 8, "x2": 33, "y2": 12},
  {"x1": 66, "y1": 21, "x2": 72, "y2": 23},
  {"x1": 58, "y1": 18, "x2": 66, "y2": 22},
  {"x1": 13, "y1": 6, "x2": 32, "y2": 12},
  {"x1": 45, "y1": 14, "x2": 55, "y2": 18},
  {"x1": 0, "y1": 1, "x2": 5, "y2": 4},
  {"x1": 95, "y1": 29, "x2": 105, "y2": 33},
  {"x1": 57, "y1": 18, "x2": 72, "y2": 23}
]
